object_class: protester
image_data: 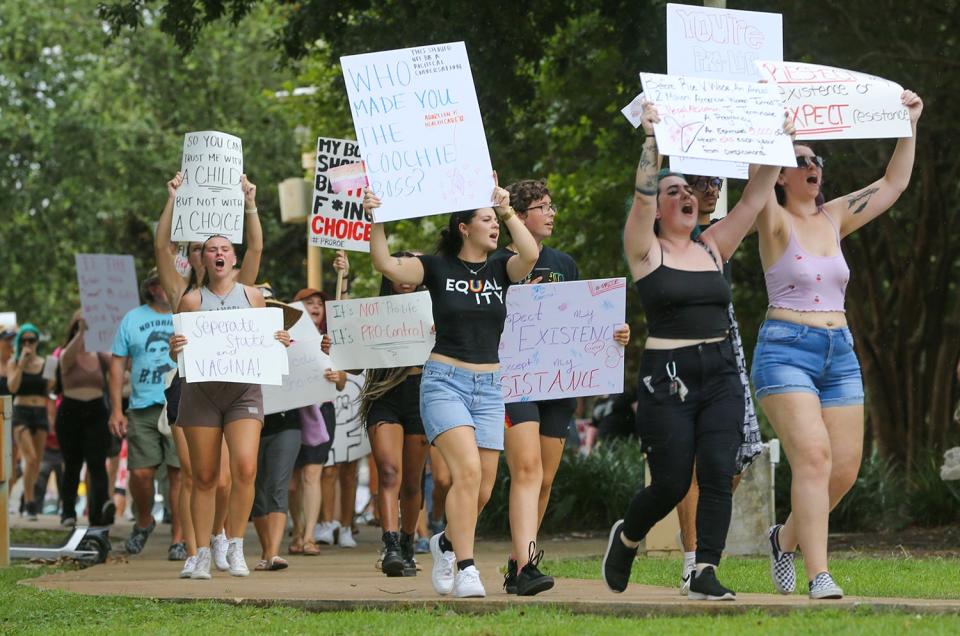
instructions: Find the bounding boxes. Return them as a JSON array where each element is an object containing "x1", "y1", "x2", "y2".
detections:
[
  {"x1": 754, "y1": 91, "x2": 922, "y2": 600},
  {"x1": 602, "y1": 103, "x2": 790, "y2": 601},
  {"x1": 0, "y1": 327, "x2": 16, "y2": 395},
  {"x1": 497, "y1": 179, "x2": 630, "y2": 595},
  {"x1": 368, "y1": 174, "x2": 538, "y2": 598},
  {"x1": 252, "y1": 407, "x2": 300, "y2": 571}
]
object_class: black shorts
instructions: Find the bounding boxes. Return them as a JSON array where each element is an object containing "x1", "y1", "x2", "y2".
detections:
[
  {"x1": 165, "y1": 373, "x2": 183, "y2": 425},
  {"x1": 295, "y1": 402, "x2": 336, "y2": 467},
  {"x1": 504, "y1": 397, "x2": 577, "y2": 439},
  {"x1": 13, "y1": 405, "x2": 49, "y2": 434},
  {"x1": 366, "y1": 374, "x2": 424, "y2": 436}
]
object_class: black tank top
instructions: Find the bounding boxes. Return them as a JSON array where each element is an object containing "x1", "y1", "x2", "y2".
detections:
[
  {"x1": 634, "y1": 243, "x2": 731, "y2": 339},
  {"x1": 14, "y1": 369, "x2": 48, "y2": 397}
]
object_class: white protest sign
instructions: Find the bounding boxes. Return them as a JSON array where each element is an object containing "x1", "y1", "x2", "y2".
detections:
[
  {"x1": 498, "y1": 278, "x2": 626, "y2": 403},
  {"x1": 0, "y1": 312, "x2": 16, "y2": 330},
  {"x1": 310, "y1": 137, "x2": 372, "y2": 252},
  {"x1": 639, "y1": 73, "x2": 794, "y2": 167},
  {"x1": 174, "y1": 307, "x2": 286, "y2": 385},
  {"x1": 262, "y1": 339, "x2": 337, "y2": 414},
  {"x1": 340, "y1": 42, "x2": 495, "y2": 222},
  {"x1": 328, "y1": 291, "x2": 435, "y2": 369},
  {"x1": 74, "y1": 254, "x2": 140, "y2": 352},
  {"x1": 666, "y1": 3, "x2": 783, "y2": 179},
  {"x1": 287, "y1": 301, "x2": 323, "y2": 343},
  {"x1": 326, "y1": 371, "x2": 371, "y2": 465},
  {"x1": 754, "y1": 61, "x2": 911, "y2": 140},
  {"x1": 172, "y1": 131, "x2": 244, "y2": 243}
]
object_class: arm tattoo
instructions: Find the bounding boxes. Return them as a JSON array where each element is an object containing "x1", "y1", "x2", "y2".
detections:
[
  {"x1": 635, "y1": 144, "x2": 659, "y2": 196},
  {"x1": 846, "y1": 187, "x2": 879, "y2": 214},
  {"x1": 395, "y1": 257, "x2": 403, "y2": 266}
]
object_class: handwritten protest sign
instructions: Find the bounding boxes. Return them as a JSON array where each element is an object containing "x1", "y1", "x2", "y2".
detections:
[
  {"x1": 639, "y1": 73, "x2": 794, "y2": 167},
  {"x1": 327, "y1": 292, "x2": 435, "y2": 369},
  {"x1": 754, "y1": 61, "x2": 911, "y2": 140},
  {"x1": 340, "y1": 42, "x2": 494, "y2": 222},
  {"x1": 0, "y1": 312, "x2": 16, "y2": 330},
  {"x1": 310, "y1": 137, "x2": 372, "y2": 252},
  {"x1": 287, "y1": 301, "x2": 322, "y2": 343},
  {"x1": 174, "y1": 307, "x2": 287, "y2": 385},
  {"x1": 172, "y1": 131, "x2": 244, "y2": 243},
  {"x1": 262, "y1": 339, "x2": 337, "y2": 414},
  {"x1": 75, "y1": 254, "x2": 140, "y2": 352},
  {"x1": 664, "y1": 3, "x2": 783, "y2": 179},
  {"x1": 498, "y1": 279, "x2": 626, "y2": 403},
  {"x1": 326, "y1": 371, "x2": 371, "y2": 466}
]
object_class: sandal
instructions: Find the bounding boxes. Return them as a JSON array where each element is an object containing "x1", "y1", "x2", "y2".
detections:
[
  {"x1": 303, "y1": 540, "x2": 322, "y2": 556},
  {"x1": 288, "y1": 539, "x2": 304, "y2": 555},
  {"x1": 255, "y1": 559, "x2": 270, "y2": 571},
  {"x1": 268, "y1": 556, "x2": 289, "y2": 570}
]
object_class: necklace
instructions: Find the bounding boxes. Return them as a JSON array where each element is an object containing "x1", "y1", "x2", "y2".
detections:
[
  {"x1": 207, "y1": 283, "x2": 235, "y2": 306},
  {"x1": 457, "y1": 257, "x2": 488, "y2": 276}
]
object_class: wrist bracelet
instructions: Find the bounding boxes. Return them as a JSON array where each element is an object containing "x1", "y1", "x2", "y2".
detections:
[
  {"x1": 497, "y1": 207, "x2": 516, "y2": 222},
  {"x1": 245, "y1": 207, "x2": 258, "y2": 214}
]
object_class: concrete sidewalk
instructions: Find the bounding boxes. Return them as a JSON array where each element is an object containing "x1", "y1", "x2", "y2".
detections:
[{"x1": 13, "y1": 515, "x2": 960, "y2": 617}]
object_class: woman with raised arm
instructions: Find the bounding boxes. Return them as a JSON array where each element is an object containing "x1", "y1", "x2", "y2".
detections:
[
  {"x1": 368, "y1": 175, "x2": 538, "y2": 598},
  {"x1": 154, "y1": 171, "x2": 262, "y2": 577},
  {"x1": 169, "y1": 235, "x2": 290, "y2": 580},
  {"x1": 602, "y1": 103, "x2": 792, "y2": 601},
  {"x1": 756, "y1": 91, "x2": 922, "y2": 600}
]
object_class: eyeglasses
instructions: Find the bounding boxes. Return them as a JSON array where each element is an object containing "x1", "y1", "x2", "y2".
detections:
[
  {"x1": 795, "y1": 155, "x2": 825, "y2": 169},
  {"x1": 524, "y1": 202, "x2": 558, "y2": 216},
  {"x1": 691, "y1": 177, "x2": 723, "y2": 192},
  {"x1": 20, "y1": 337, "x2": 38, "y2": 344}
]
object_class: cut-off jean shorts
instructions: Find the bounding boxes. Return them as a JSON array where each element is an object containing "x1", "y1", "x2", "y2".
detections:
[
  {"x1": 419, "y1": 360, "x2": 504, "y2": 450},
  {"x1": 751, "y1": 320, "x2": 864, "y2": 407}
]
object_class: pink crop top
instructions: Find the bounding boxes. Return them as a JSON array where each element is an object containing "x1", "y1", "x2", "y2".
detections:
[{"x1": 764, "y1": 210, "x2": 849, "y2": 312}]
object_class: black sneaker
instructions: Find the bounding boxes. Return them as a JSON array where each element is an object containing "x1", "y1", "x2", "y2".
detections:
[
  {"x1": 516, "y1": 542, "x2": 555, "y2": 596},
  {"x1": 399, "y1": 532, "x2": 417, "y2": 576},
  {"x1": 602, "y1": 520, "x2": 637, "y2": 593},
  {"x1": 381, "y1": 532, "x2": 405, "y2": 577},
  {"x1": 503, "y1": 558, "x2": 518, "y2": 594},
  {"x1": 124, "y1": 519, "x2": 156, "y2": 555},
  {"x1": 688, "y1": 566, "x2": 736, "y2": 601},
  {"x1": 25, "y1": 500, "x2": 38, "y2": 522},
  {"x1": 100, "y1": 501, "x2": 117, "y2": 526}
]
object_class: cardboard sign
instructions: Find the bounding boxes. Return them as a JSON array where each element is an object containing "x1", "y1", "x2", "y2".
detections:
[
  {"x1": 310, "y1": 137, "x2": 372, "y2": 252},
  {"x1": 325, "y1": 371, "x2": 371, "y2": 465},
  {"x1": 75, "y1": 254, "x2": 141, "y2": 352},
  {"x1": 755, "y1": 61, "x2": 912, "y2": 140},
  {"x1": 0, "y1": 312, "x2": 16, "y2": 330},
  {"x1": 340, "y1": 42, "x2": 495, "y2": 222},
  {"x1": 327, "y1": 292, "x2": 435, "y2": 369},
  {"x1": 172, "y1": 131, "x2": 244, "y2": 243},
  {"x1": 174, "y1": 307, "x2": 287, "y2": 385},
  {"x1": 498, "y1": 279, "x2": 627, "y2": 403},
  {"x1": 262, "y1": 338, "x2": 337, "y2": 414},
  {"x1": 639, "y1": 73, "x2": 794, "y2": 167},
  {"x1": 287, "y1": 300, "x2": 323, "y2": 343},
  {"x1": 665, "y1": 3, "x2": 783, "y2": 179}
]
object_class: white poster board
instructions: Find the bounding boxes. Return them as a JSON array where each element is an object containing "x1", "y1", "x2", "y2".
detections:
[
  {"x1": 262, "y1": 338, "x2": 337, "y2": 414},
  {"x1": 327, "y1": 291, "x2": 435, "y2": 369},
  {"x1": 340, "y1": 42, "x2": 494, "y2": 222},
  {"x1": 665, "y1": 3, "x2": 783, "y2": 179},
  {"x1": 310, "y1": 137, "x2": 372, "y2": 252},
  {"x1": 0, "y1": 312, "x2": 17, "y2": 330},
  {"x1": 287, "y1": 300, "x2": 323, "y2": 343},
  {"x1": 174, "y1": 307, "x2": 286, "y2": 385},
  {"x1": 172, "y1": 131, "x2": 244, "y2": 243},
  {"x1": 74, "y1": 254, "x2": 140, "y2": 352},
  {"x1": 639, "y1": 73, "x2": 794, "y2": 167},
  {"x1": 754, "y1": 61, "x2": 911, "y2": 140},
  {"x1": 499, "y1": 278, "x2": 627, "y2": 403},
  {"x1": 326, "y1": 371, "x2": 371, "y2": 465}
]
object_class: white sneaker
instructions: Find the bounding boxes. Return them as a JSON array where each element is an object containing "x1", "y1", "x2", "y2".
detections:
[
  {"x1": 338, "y1": 526, "x2": 357, "y2": 549},
  {"x1": 226, "y1": 538, "x2": 250, "y2": 577},
  {"x1": 179, "y1": 555, "x2": 198, "y2": 579},
  {"x1": 190, "y1": 548, "x2": 212, "y2": 580},
  {"x1": 453, "y1": 565, "x2": 486, "y2": 598},
  {"x1": 429, "y1": 533, "x2": 456, "y2": 595},
  {"x1": 680, "y1": 561, "x2": 695, "y2": 596},
  {"x1": 315, "y1": 521, "x2": 340, "y2": 545},
  {"x1": 212, "y1": 532, "x2": 230, "y2": 571}
]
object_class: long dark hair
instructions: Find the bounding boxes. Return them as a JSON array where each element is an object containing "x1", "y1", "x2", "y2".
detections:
[
  {"x1": 436, "y1": 209, "x2": 479, "y2": 257},
  {"x1": 775, "y1": 142, "x2": 826, "y2": 206}
]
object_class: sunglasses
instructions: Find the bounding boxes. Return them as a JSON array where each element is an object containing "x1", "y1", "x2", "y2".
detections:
[
  {"x1": 691, "y1": 177, "x2": 723, "y2": 192},
  {"x1": 20, "y1": 337, "x2": 38, "y2": 344},
  {"x1": 795, "y1": 155, "x2": 825, "y2": 169}
]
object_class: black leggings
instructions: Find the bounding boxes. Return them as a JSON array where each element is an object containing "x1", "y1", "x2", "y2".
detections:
[
  {"x1": 622, "y1": 340, "x2": 743, "y2": 566},
  {"x1": 55, "y1": 396, "x2": 111, "y2": 524}
]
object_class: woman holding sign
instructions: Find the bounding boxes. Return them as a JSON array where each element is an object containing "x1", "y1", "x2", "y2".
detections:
[
  {"x1": 495, "y1": 179, "x2": 630, "y2": 596},
  {"x1": 156, "y1": 171, "x2": 262, "y2": 576},
  {"x1": 169, "y1": 235, "x2": 290, "y2": 580},
  {"x1": 367, "y1": 175, "x2": 538, "y2": 598},
  {"x1": 753, "y1": 91, "x2": 923, "y2": 600},
  {"x1": 602, "y1": 103, "x2": 792, "y2": 601}
]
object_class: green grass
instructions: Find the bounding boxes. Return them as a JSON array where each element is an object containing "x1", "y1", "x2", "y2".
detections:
[
  {"x1": 547, "y1": 554, "x2": 960, "y2": 599},
  {"x1": 2, "y1": 564, "x2": 960, "y2": 635}
]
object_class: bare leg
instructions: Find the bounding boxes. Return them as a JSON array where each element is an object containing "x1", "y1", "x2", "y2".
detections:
[
  {"x1": 339, "y1": 460, "x2": 359, "y2": 528},
  {"x1": 172, "y1": 427, "x2": 196, "y2": 554},
  {"x1": 537, "y1": 435, "x2": 566, "y2": 528},
  {"x1": 505, "y1": 422, "x2": 542, "y2": 568},
  {"x1": 433, "y1": 426, "x2": 483, "y2": 560},
  {"x1": 222, "y1": 419, "x2": 262, "y2": 539},
  {"x1": 213, "y1": 436, "x2": 231, "y2": 536},
  {"x1": 370, "y1": 423, "x2": 404, "y2": 533},
  {"x1": 429, "y1": 446, "x2": 451, "y2": 527},
  {"x1": 301, "y1": 463, "x2": 324, "y2": 543},
  {"x1": 399, "y1": 435, "x2": 429, "y2": 535},
  {"x1": 184, "y1": 427, "x2": 223, "y2": 543}
]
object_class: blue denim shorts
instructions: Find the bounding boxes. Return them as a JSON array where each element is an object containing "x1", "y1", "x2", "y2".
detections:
[
  {"x1": 751, "y1": 320, "x2": 864, "y2": 407},
  {"x1": 419, "y1": 360, "x2": 505, "y2": 450}
]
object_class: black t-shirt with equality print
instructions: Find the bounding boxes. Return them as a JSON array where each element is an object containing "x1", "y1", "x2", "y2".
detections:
[{"x1": 417, "y1": 252, "x2": 514, "y2": 364}]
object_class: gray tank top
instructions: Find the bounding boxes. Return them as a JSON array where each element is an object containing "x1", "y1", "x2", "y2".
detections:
[{"x1": 199, "y1": 284, "x2": 251, "y2": 311}]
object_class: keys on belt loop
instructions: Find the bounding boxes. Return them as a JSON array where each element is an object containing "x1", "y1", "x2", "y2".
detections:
[{"x1": 665, "y1": 361, "x2": 689, "y2": 402}]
